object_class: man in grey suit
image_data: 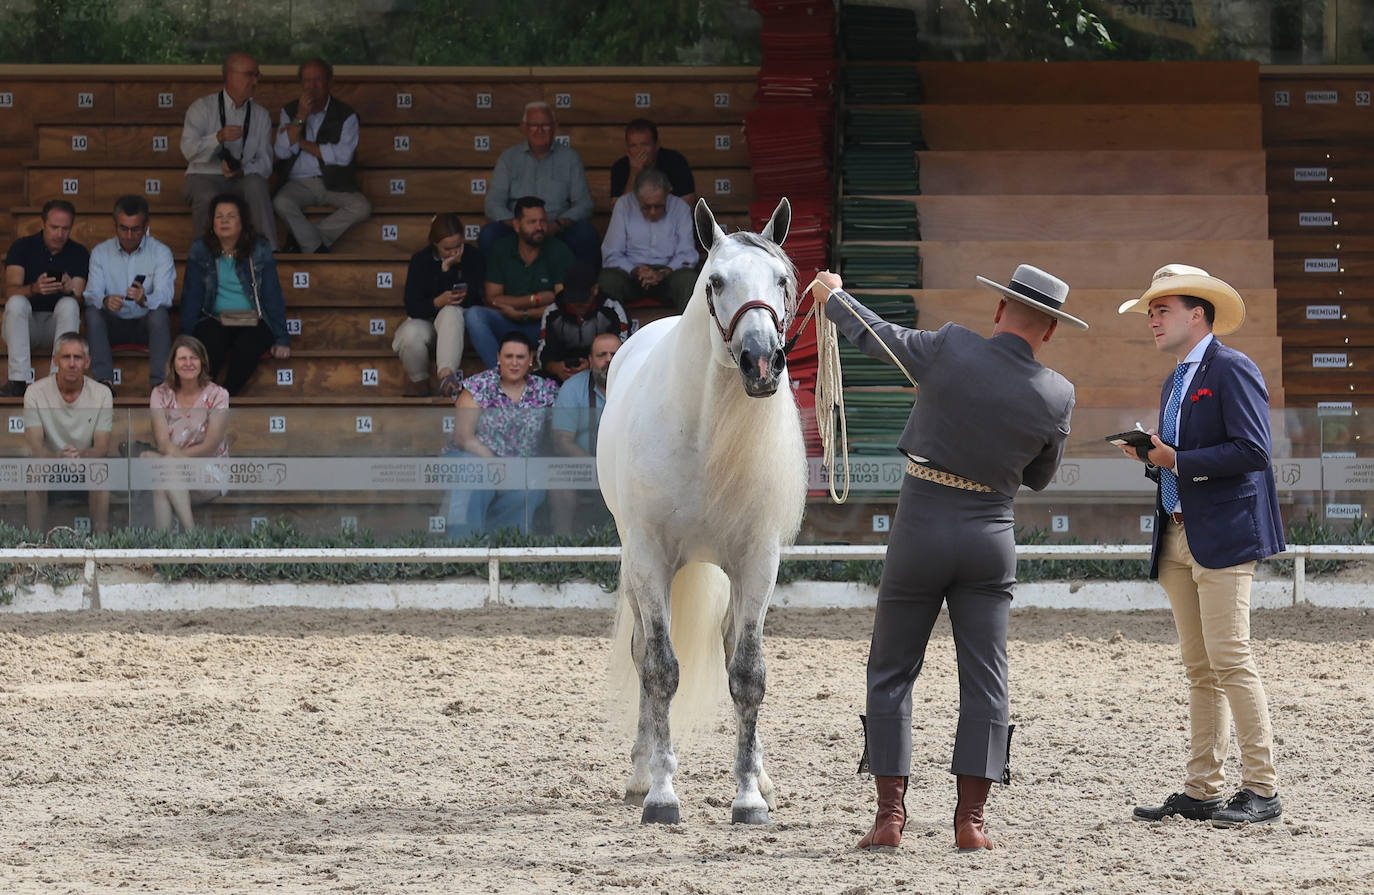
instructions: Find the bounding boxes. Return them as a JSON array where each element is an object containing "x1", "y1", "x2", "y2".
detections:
[{"x1": 811, "y1": 265, "x2": 1086, "y2": 852}]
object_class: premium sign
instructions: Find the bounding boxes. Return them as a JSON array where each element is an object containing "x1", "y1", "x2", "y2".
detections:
[
  {"x1": 1299, "y1": 212, "x2": 1334, "y2": 226},
  {"x1": 1305, "y1": 258, "x2": 1340, "y2": 273},
  {"x1": 1312, "y1": 353, "x2": 1349, "y2": 368},
  {"x1": 1293, "y1": 167, "x2": 1329, "y2": 181},
  {"x1": 1306, "y1": 304, "x2": 1342, "y2": 320}
]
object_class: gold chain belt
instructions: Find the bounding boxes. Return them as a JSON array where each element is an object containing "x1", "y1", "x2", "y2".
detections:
[{"x1": 905, "y1": 459, "x2": 995, "y2": 493}]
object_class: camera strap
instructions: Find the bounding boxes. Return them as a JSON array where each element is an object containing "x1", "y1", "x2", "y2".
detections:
[{"x1": 217, "y1": 90, "x2": 251, "y2": 162}]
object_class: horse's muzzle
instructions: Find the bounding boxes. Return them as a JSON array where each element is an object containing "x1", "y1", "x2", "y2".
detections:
[{"x1": 738, "y1": 331, "x2": 786, "y2": 398}]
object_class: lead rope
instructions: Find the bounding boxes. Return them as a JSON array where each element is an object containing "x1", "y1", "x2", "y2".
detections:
[{"x1": 793, "y1": 277, "x2": 919, "y2": 505}]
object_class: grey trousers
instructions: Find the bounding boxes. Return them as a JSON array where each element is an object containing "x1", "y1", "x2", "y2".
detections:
[
  {"x1": 865, "y1": 474, "x2": 1016, "y2": 781},
  {"x1": 272, "y1": 176, "x2": 371, "y2": 252},
  {"x1": 184, "y1": 173, "x2": 278, "y2": 250},
  {"x1": 84, "y1": 305, "x2": 171, "y2": 387}
]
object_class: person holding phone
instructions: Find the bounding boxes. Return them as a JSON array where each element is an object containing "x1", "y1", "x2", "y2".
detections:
[
  {"x1": 82, "y1": 195, "x2": 176, "y2": 394},
  {"x1": 3, "y1": 199, "x2": 88, "y2": 397},
  {"x1": 393, "y1": 213, "x2": 485, "y2": 398}
]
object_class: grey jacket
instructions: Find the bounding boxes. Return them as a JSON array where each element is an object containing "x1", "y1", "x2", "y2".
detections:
[{"x1": 825, "y1": 291, "x2": 1075, "y2": 499}]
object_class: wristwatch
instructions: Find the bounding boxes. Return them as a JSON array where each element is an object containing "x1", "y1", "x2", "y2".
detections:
[{"x1": 291, "y1": 117, "x2": 305, "y2": 127}]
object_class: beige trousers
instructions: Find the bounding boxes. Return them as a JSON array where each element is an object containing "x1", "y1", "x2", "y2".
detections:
[
  {"x1": 392, "y1": 307, "x2": 465, "y2": 382},
  {"x1": 1158, "y1": 519, "x2": 1277, "y2": 799}
]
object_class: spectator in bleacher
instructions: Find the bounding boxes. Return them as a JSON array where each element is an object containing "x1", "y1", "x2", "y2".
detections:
[
  {"x1": 145, "y1": 334, "x2": 230, "y2": 531},
  {"x1": 22, "y1": 332, "x2": 113, "y2": 533},
  {"x1": 181, "y1": 51, "x2": 278, "y2": 251},
  {"x1": 468, "y1": 196, "x2": 573, "y2": 369},
  {"x1": 82, "y1": 195, "x2": 175, "y2": 396},
  {"x1": 480, "y1": 101, "x2": 599, "y2": 269},
  {"x1": 609, "y1": 119, "x2": 696, "y2": 206},
  {"x1": 548, "y1": 331, "x2": 620, "y2": 534},
  {"x1": 180, "y1": 193, "x2": 291, "y2": 395},
  {"x1": 597, "y1": 168, "x2": 699, "y2": 313},
  {"x1": 272, "y1": 58, "x2": 371, "y2": 255},
  {"x1": 395, "y1": 212, "x2": 486, "y2": 398},
  {"x1": 444, "y1": 331, "x2": 560, "y2": 539},
  {"x1": 2, "y1": 199, "x2": 88, "y2": 398},
  {"x1": 537, "y1": 261, "x2": 627, "y2": 382}
]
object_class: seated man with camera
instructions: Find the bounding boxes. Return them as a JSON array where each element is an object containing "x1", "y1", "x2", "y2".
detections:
[
  {"x1": 82, "y1": 195, "x2": 175, "y2": 395},
  {"x1": 180, "y1": 51, "x2": 278, "y2": 250},
  {"x1": 2, "y1": 199, "x2": 88, "y2": 398},
  {"x1": 535, "y1": 262, "x2": 626, "y2": 382}
]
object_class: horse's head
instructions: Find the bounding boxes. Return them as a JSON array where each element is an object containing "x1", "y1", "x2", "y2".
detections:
[{"x1": 694, "y1": 197, "x2": 795, "y2": 398}]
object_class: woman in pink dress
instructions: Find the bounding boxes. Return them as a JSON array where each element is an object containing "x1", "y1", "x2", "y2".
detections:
[{"x1": 146, "y1": 334, "x2": 230, "y2": 530}]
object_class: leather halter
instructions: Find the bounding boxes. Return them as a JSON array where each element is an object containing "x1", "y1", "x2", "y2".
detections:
[{"x1": 705, "y1": 281, "x2": 786, "y2": 346}]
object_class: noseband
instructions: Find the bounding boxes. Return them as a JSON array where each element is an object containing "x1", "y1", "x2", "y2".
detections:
[{"x1": 705, "y1": 281, "x2": 786, "y2": 347}]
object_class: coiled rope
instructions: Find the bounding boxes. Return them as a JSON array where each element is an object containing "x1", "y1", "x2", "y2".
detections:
[{"x1": 793, "y1": 276, "x2": 919, "y2": 505}]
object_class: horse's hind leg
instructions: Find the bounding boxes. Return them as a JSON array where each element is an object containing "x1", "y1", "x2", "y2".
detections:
[
  {"x1": 724, "y1": 547, "x2": 781, "y2": 825},
  {"x1": 621, "y1": 537, "x2": 680, "y2": 824}
]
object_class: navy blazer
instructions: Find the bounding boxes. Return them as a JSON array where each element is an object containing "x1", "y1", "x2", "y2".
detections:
[{"x1": 1148, "y1": 337, "x2": 1285, "y2": 577}]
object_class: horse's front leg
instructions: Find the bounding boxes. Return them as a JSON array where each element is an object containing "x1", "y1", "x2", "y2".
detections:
[
  {"x1": 621, "y1": 533, "x2": 680, "y2": 824},
  {"x1": 723, "y1": 545, "x2": 781, "y2": 825}
]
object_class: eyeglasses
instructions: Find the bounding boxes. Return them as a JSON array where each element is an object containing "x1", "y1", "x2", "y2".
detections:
[
  {"x1": 638, "y1": 202, "x2": 666, "y2": 212},
  {"x1": 526, "y1": 123, "x2": 553, "y2": 131},
  {"x1": 116, "y1": 224, "x2": 147, "y2": 235}
]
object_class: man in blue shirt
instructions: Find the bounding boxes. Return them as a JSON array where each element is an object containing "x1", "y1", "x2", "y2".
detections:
[
  {"x1": 82, "y1": 195, "x2": 176, "y2": 393},
  {"x1": 598, "y1": 168, "x2": 699, "y2": 313},
  {"x1": 480, "y1": 101, "x2": 599, "y2": 269},
  {"x1": 3, "y1": 199, "x2": 88, "y2": 397},
  {"x1": 549, "y1": 331, "x2": 620, "y2": 533}
]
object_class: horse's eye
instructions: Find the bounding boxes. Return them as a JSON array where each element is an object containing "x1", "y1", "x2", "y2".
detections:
[
  {"x1": 777, "y1": 277, "x2": 788, "y2": 289},
  {"x1": 709, "y1": 274, "x2": 724, "y2": 290}
]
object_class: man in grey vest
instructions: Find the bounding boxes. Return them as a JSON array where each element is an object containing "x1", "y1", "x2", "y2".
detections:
[
  {"x1": 272, "y1": 58, "x2": 371, "y2": 254},
  {"x1": 811, "y1": 265, "x2": 1085, "y2": 852}
]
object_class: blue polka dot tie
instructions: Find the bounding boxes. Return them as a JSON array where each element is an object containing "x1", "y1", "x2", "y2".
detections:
[{"x1": 1159, "y1": 362, "x2": 1188, "y2": 514}]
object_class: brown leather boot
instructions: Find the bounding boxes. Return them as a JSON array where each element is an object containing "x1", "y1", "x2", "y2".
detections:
[
  {"x1": 954, "y1": 774, "x2": 994, "y2": 851},
  {"x1": 857, "y1": 775, "x2": 907, "y2": 850}
]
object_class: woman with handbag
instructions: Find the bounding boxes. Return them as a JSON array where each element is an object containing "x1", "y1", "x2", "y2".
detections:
[
  {"x1": 180, "y1": 192, "x2": 291, "y2": 394},
  {"x1": 145, "y1": 334, "x2": 230, "y2": 530}
]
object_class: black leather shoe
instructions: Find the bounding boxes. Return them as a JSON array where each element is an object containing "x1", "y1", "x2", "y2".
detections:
[
  {"x1": 1132, "y1": 792, "x2": 1222, "y2": 821},
  {"x1": 1211, "y1": 789, "x2": 1282, "y2": 827},
  {"x1": 0, "y1": 380, "x2": 27, "y2": 398}
]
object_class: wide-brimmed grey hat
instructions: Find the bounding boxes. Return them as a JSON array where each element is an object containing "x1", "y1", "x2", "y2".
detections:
[{"x1": 976, "y1": 264, "x2": 1088, "y2": 330}]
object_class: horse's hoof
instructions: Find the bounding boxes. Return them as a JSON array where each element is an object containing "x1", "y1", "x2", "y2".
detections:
[
  {"x1": 731, "y1": 805, "x2": 771, "y2": 825},
  {"x1": 641, "y1": 803, "x2": 681, "y2": 825},
  {"x1": 623, "y1": 790, "x2": 646, "y2": 807}
]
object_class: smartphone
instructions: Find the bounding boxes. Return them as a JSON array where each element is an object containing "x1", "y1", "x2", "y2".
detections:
[
  {"x1": 45, "y1": 268, "x2": 62, "y2": 281},
  {"x1": 133, "y1": 274, "x2": 146, "y2": 286}
]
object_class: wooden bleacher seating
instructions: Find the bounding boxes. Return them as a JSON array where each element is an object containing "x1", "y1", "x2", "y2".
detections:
[
  {"x1": 839, "y1": 60, "x2": 1277, "y2": 416},
  {"x1": 0, "y1": 65, "x2": 755, "y2": 408},
  {"x1": 1261, "y1": 70, "x2": 1374, "y2": 405}
]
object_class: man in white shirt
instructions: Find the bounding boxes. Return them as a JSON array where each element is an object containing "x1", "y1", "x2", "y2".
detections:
[
  {"x1": 82, "y1": 195, "x2": 176, "y2": 393},
  {"x1": 272, "y1": 58, "x2": 371, "y2": 254},
  {"x1": 597, "y1": 168, "x2": 699, "y2": 313},
  {"x1": 180, "y1": 51, "x2": 278, "y2": 249}
]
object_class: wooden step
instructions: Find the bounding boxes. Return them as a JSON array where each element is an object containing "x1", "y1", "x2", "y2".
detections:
[
  {"x1": 913, "y1": 61, "x2": 1260, "y2": 105},
  {"x1": 35, "y1": 123, "x2": 752, "y2": 167},
  {"x1": 908, "y1": 195, "x2": 1268, "y2": 241},
  {"x1": 1272, "y1": 236, "x2": 1374, "y2": 254},
  {"x1": 22, "y1": 165, "x2": 754, "y2": 214},
  {"x1": 915, "y1": 150, "x2": 1266, "y2": 196},
  {"x1": 15, "y1": 208, "x2": 748, "y2": 258},
  {"x1": 0, "y1": 68, "x2": 757, "y2": 129},
  {"x1": 1261, "y1": 77, "x2": 1374, "y2": 143},
  {"x1": 1266, "y1": 149, "x2": 1374, "y2": 192},
  {"x1": 853, "y1": 240, "x2": 1275, "y2": 290},
  {"x1": 917, "y1": 105, "x2": 1262, "y2": 151}
]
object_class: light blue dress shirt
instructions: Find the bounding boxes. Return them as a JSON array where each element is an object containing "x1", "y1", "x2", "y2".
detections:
[
  {"x1": 601, "y1": 192, "x2": 698, "y2": 272},
  {"x1": 82, "y1": 232, "x2": 176, "y2": 320},
  {"x1": 272, "y1": 98, "x2": 361, "y2": 177}
]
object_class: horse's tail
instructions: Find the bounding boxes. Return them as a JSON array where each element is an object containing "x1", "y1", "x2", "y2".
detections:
[{"x1": 609, "y1": 562, "x2": 730, "y2": 740}]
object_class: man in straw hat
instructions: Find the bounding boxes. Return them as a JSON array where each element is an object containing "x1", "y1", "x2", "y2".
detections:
[
  {"x1": 810, "y1": 264, "x2": 1086, "y2": 852},
  {"x1": 1117, "y1": 264, "x2": 1284, "y2": 827}
]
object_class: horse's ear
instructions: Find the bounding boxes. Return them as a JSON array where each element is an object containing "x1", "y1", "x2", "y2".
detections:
[
  {"x1": 760, "y1": 197, "x2": 790, "y2": 246},
  {"x1": 694, "y1": 197, "x2": 724, "y2": 251}
]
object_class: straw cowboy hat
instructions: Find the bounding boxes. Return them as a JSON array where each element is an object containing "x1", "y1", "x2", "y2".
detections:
[
  {"x1": 1117, "y1": 264, "x2": 1246, "y2": 336},
  {"x1": 975, "y1": 264, "x2": 1089, "y2": 330}
]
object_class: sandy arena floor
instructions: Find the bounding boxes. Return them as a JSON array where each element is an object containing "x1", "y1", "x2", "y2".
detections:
[{"x1": 2, "y1": 604, "x2": 1372, "y2": 894}]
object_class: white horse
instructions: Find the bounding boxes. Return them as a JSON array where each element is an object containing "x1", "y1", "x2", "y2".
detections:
[{"x1": 597, "y1": 198, "x2": 808, "y2": 825}]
